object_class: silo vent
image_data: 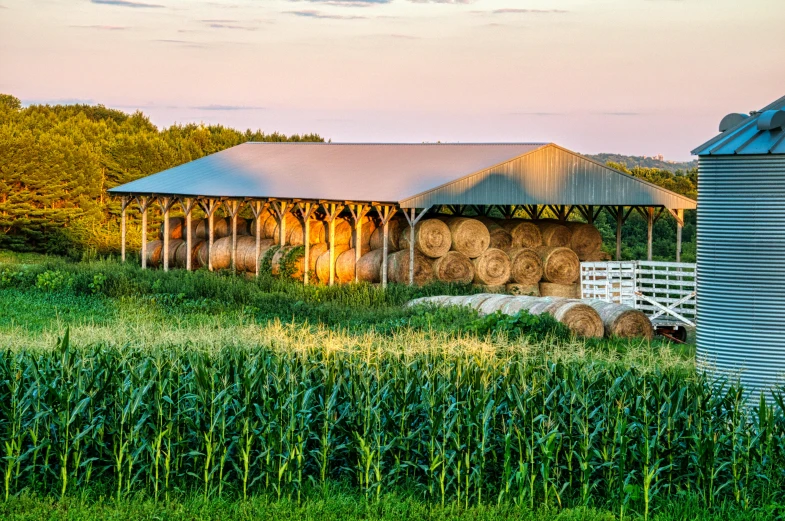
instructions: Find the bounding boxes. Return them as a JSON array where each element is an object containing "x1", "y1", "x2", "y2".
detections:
[
  {"x1": 756, "y1": 110, "x2": 785, "y2": 131},
  {"x1": 718, "y1": 113, "x2": 749, "y2": 132}
]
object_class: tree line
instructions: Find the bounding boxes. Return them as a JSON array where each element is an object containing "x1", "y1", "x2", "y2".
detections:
[{"x1": 0, "y1": 93, "x2": 696, "y2": 261}]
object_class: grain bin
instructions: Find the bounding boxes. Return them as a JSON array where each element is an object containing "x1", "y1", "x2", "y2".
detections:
[{"x1": 692, "y1": 95, "x2": 785, "y2": 397}]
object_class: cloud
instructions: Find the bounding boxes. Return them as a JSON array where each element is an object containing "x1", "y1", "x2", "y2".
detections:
[
  {"x1": 510, "y1": 111, "x2": 565, "y2": 117},
  {"x1": 285, "y1": 9, "x2": 367, "y2": 19},
  {"x1": 408, "y1": 0, "x2": 475, "y2": 3},
  {"x1": 191, "y1": 105, "x2": 266, "y2": 111},
  {"x1": 153, "y1": 39, "x2": 208, "y2": 48},
  {"x1": 70, "y1": 25, "x2": 130, "y2": 30},
  {"x1": 91, "y1": 0, "x2": 164, "y2": 7},
  {"x1": 23, "y1": 97, "x2": 96, "y2": 106},
  {"x1": 492, "y1": 8, "x2": 568, "y2": 14},
  {"x1": 289, "y1": 0, "x2": 391, "y2": 4}
]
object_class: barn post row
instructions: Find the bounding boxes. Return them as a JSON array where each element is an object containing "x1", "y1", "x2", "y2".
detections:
[{"x1": 108, "y1": 143, "x2": 696, "y2": 287}]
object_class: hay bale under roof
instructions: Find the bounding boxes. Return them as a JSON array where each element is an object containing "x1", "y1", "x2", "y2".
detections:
[
  {"x1": 473, "y1": 248, "x2": 512, "y2": 286},
  {"x1": 507, "y1": 247, "x2": 543, "y2": 285},
  {"x1": 432, "y1": 251, "x2": 475, "y2": 284},
  {"x1": 537, "y1": 246, "x2": 580, "y2": 285}
]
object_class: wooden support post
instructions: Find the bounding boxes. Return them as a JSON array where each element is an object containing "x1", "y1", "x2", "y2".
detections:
[
  {"x1": 270, "y1": 200, "x2": 290, "y2": 247},
  {"x1": 348, "y1": 203, "x2": 371, "y2": 283},
  {"x1": 156, "y1": 197, "x2": 176, "y2": 272},
  {"x1": 321, "y1": 202, "x2": 344, "y2": 286},
  {"x1": 296, "y1": 202, "x2": 318, "y2": 284},
  {"x1": 374, "y1": 204, "x2": 398, "y2": 288},
  {"x1": 676, "y1": 209, "x2": 684, "y2": 263},
  {"x1": 587, "y1": 205, "x2": 595, "y2": 225},
  {"x1": 615, "y1": 206, "x2": 623, "y2": 261},
  {"x1": 647, "y1": 207, "x2": 654, "y2": 261},
  {"x1": 223, "y1": 200, "x2": 242, "y2": 273},
  {"x1": 180, "y1": 197, "x2": 197, "y2": 271},
  {"x1": 200, "y1": 198, "x2": 220, "y2": 271},
  {"x1": 249, "y1": 200, "x2": 270, "y2": 278},
  {"x1": 402, "y1": 206, "x2": 430, "y2": 286},
  {"x1": 120, "y1": 196, "x2": 130, "y2": 263},
  {"x1": 136, "y1": 196, "x2": 151, "y2": 269}
]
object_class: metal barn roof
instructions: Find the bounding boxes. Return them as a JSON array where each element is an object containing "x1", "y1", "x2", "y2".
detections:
[
  {"x1": 399, "y1": 144, "x2": 697, "y2": 209},
  {"x1": 109, "y1": 142, "x2": 696, "y2": 210},
  {"x1": 692, "y1": 94, "x2": 785, "y2": 156},
  {"x1": 109, "y1": 143, "x2": 545, "y2": 203}
]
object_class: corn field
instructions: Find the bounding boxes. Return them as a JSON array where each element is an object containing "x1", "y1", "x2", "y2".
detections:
[{"x1": 1, "y1": 333, "x2": 784, "y2": 519}]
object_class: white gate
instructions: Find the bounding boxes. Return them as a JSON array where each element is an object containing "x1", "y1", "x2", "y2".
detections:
[{"x1": 580, "y1": 261, "x2": 697, "y2": 326}]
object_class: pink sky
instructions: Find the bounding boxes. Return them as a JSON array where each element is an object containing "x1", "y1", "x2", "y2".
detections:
[{"x1": 1, "y1": 0, "x2": 783, "y2": 160}]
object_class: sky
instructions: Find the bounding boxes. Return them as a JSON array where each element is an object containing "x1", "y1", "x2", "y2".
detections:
[{"x1": 1, "y1": 0, "x2": 784, "y2": 160}]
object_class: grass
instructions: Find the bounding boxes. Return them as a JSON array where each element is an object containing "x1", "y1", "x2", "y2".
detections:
[{"x1": 1, "y1": 250, "x2": 782, "y2": 521}]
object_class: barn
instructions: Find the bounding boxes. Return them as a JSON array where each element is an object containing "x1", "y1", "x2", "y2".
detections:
[{"x1": 109, "y1": 142, "x2": 696, "y2": 287}]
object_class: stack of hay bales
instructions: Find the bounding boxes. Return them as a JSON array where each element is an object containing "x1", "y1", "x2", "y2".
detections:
[
  {"x1": 142, "y1": 212, "x2": 608, "y2": 292},
  {"x1": 408, "y1": 294, "x2": 653, "y2": 339}
]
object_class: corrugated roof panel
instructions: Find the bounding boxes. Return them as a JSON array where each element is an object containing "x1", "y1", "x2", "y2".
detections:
[
  {"x1": 109, "y1": 143, "x2": 546, "y2": 202},
  {"x1": 692, "y1": 95, "x2": 785, "y2": 156},
  {"x1": 399, "y1": 145, "x2": 696, "y2": 210}
]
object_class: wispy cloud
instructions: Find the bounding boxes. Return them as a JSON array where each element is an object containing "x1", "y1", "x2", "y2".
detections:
[
  {"x1": 600, "y1": 112, "x2": 641, "y2": 116},
  {"x1": 70, "y1": 24, "x2": 130, "y2": 30},
  {"x1": 91, "y1": 0, "x2": 164, "y2": 8},
  {"x1": 409, "y1": 0, "x2": 475, "y2": 4},
  {"x1": 285, "y1": 9, "x2": 367, "y2": 19},
  {"x1": 492, "y1": 8, "x2": 568, "y2": 14},
  {"x1": 191, "y1": 105, "x2": 266, "y2": 111},
  {"x1": 289, "y1": 0, "x2": 391, "y2": 5},
  {"x1": 153, "y1": 39, "x2": 207, "y2": 48}
]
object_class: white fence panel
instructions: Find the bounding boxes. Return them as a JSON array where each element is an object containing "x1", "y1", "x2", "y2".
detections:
[{"x1": 580, "y1": 260, "x2": 697, "y2": 324}]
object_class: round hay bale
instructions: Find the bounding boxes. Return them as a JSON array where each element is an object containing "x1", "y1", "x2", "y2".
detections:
[
  {"x1": 271, "y1": 246, "x2": 292, "y2": 276},
  {"x1": 315, "y1": 244, "x2": 351, "y2": 284},
  {"x1": 544, "y1": 299, "x2": 604, "y2": 338},
  {"x1": 349, "y1": 218, "x2": 378, "y2": 249},
  {"x1": 565, "y1": 222, "x2": 603, "y2": 260},
  {"x1": 234, "y1": 217, "x2": 252, "y2": 236},
  {"x1": 144, "y1": 240, "x2": 163, "y2": 268},
  {"x1": 208, "y1": 236, "x2": 233, "y2": 270},
  {"x1": 539, "y1": 282, "x2": 580, "y2": 299},
  {"x1": 308, "y1": 243, "x2": 329, "y2": 274},
  {"x1": 335, "y1": 245, "x2": 372, "y2": 284},
  {"x1": 234, "y1": 236, "x2": 263, "y2": 272},
  {"x1": 159, "y1": 217, "x2": 185, "y2": 240},
  {"x1": 507, "y1": 247, "x2": 544, "y2": 285},
  {"x1": 330, "y1": 218, "x2": 354, "y2": 246},
  {"x1": 248, "y1": 211, "x2": 274, "y2": 237},
  {"x1": 475, "y1": 217, "x2": 513, "y2": 251},
  {"x1": 286, "y1": 220, "x2": 328, "y2": 246},
  {"x1": 369, "y1": 219, "x2": 404, "y2": 251},
  {"x1": 399, "y1": 219, "x2": 452, "y2": 258},
  {"x1": 176, "y1": 240, "x2": 206, "y2": 270},
  {"x1": 432, "y1": 251, "x2": 475, "y2": 284},
  {"x1": 500, "y1": 296, "x2": 540, "y2": 315},
  {"x1": 507, "y1": 284, "x2": 540, "y2": 297},
  {"x1": 537, "y1": 246, "x2": 580, "y2": 284},
  {"x1": 587, "y1": 300, "x2": 653, "y2": 339},
  {"x1": 478, "y1": 295, "x2": 515, "y2": 315},
  {"x1": 163, "y1": 239, "x2": 184, "y2": 267},
  {"x1": 357, "y1": 249, "x2": 384, "y2": 283},
  {"x1": 473, "y1": 248, "x2": 512, "y2": 286},
  {"x1": 259, "y1": 214, "x2": 278, "y2": 239},
  {"x1": 194, "y1": 219, "x2": 208, "y2": 240},
  {"x1": 501, "y1": 220, "x2": 542, "y2": 249},
  {"x1": 387, "y1": 250, "x2": 435, "y2": 286},
  {"x1": 195, "y1": 241, "x2": 209, "y2": 268},
  {"x1": 272, "y1": 214, "x2": 302, "y2": 244},
  {"x1": 442, "y1": 217, "x2": 491, "y2": 258},
  {"x1": 194, "y1": 217, "x2": 230, "y2": 239},
  {"x1": 537, "y1": 222, "x2": 571, "y2": 247}
]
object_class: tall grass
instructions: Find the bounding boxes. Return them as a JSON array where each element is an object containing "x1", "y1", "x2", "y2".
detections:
[{"x1": 1, "y1": 332, "x2": 783, "y2": 518}]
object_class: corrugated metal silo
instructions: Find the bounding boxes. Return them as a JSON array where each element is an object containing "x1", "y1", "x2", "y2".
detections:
[{"x1": 692, "y1": 95, "x2": 785, "y2": 397}]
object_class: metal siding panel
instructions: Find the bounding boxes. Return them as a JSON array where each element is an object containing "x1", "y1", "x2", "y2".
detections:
[{"x1": 696, "y1": 155, "x2": 785, "y2": 395}]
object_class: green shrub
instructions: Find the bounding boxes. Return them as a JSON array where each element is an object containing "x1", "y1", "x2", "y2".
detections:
[{"x1": 34, "y1": 270, "x2": 73, "y2": 292}]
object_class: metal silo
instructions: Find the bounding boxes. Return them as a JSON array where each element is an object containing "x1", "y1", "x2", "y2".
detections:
[{"x1": 692, "y1": 95, "x2": 785, "y2": 397}]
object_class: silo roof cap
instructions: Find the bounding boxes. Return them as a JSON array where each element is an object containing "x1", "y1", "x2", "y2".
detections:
[{"x1": 692, "y1": 95, "x2": 785, "y2": 156}]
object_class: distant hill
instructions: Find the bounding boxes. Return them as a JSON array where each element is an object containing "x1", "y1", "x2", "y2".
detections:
[{"x1": 586, "y1": 153, "x2": 698, "y2": 172}]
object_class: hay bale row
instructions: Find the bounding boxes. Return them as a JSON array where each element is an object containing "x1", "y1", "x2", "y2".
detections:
[
  {"x1": 408, "y1": 294, "x2": 605, "y2": 338},
  {"x1": 586, "y1": 299, "x2": 653, "y2": 339}
]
